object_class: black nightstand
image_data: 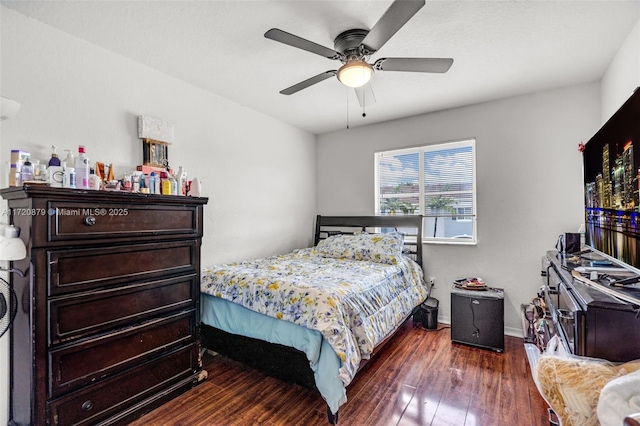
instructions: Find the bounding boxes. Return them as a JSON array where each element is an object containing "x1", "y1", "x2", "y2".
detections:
[{"x1": 451, "y1": 286, "x2": 504, "y2": 352}]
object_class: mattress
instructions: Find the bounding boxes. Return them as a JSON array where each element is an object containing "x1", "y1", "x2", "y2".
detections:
[{"x1": 200, "y1": 246, "x2": 427, "y2": 412}]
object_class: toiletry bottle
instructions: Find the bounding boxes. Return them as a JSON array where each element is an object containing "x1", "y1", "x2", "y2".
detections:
[
  {"x1": 75, "y1": 145, "x2": 90, "y2": 189},
  {"x1": 169, "y1": 173, "x2": 178, "y2": 195},
  {"x1": 70, "y1": 168, "x2": 77, "y2": 188},
  {"x1": 161, "y1": 172, "x2": 172, "y2": 195},
  {"x1": 132, "y1": 174, "x2": 140, "y2": 193},
  {"x1": 154, "y1": 173, "x2": 161, "y2": 194},
  {"x1": 20, "y1": 156, "x2": 34, "y2": 182},
  {"x1": 35, "y1": 162, "x2": 47, "y2": 181},
  {"x1": 32, "y1": 160, "x2": 39, "y2": 181},
  {"x1": 149, "y1": 172, "x2": 158, "y2": 194},
  {"x1": 62, "y1": 165, "x2": 76, "y2": 189},
  {"x1": 176, "y1": 166, "x2": 187, "y2": 196},
  {"x1": 63, "y1": 150, "x2": 74, "y2": 168},
  {"x1": 48, "y1": 145, "x2": 61, "y2": 167},
  {"x1": 88, "y1": 168, "x2": 101, "y2": 190}
]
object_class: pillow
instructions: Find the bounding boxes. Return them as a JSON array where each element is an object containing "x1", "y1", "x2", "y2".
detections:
[
  {"x1": 314, "y1": 232, "x2": 404, "y2": 264},
  {"x1": 537, "y1": 355, "x2": 640, "y2": 426}
]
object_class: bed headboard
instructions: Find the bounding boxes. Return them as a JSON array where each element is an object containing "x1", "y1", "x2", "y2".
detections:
[{"x1": 313, "y1": 215, "x2": 423, "y2": 267}]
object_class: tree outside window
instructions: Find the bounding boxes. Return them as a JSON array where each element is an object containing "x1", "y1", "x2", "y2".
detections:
[{"x1": 375, "y1": 139, "x2": 476, "y2": 244}]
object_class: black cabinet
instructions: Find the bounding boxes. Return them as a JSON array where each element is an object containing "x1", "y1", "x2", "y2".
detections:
[{"x1": 451, "y1": 286, "x2": 504, "y2": 352}]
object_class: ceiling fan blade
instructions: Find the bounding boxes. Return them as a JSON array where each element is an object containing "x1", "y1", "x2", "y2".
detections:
[
  {"x1": 361, "y1": 0, "x2": 425, "y2": 53},
  {"x1": 374, "y1": 57, "x2": 453, "y2": 73},
  {"x1": 354, "y1": 84, "x2": 376, "y2": 108},
  {"x1": 280, "y1": 71, "x2": 337, "y2": 95},
  {"x1": 265, "y1": 28, "x2": 342, "y2": 60}
]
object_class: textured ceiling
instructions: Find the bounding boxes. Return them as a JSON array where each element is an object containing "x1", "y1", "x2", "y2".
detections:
[{"x1": 3, "y1": 0, "x2": 640, "y2": 135}]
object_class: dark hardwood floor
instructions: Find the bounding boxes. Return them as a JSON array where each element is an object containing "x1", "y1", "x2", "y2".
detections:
[{"x1": 130, "y1": 323, "x2": 549, "y2": 426}]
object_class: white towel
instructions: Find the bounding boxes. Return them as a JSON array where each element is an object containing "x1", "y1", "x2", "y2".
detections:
[{"x1": 597, "y1": 368, "x2": 640, "y2": 426}]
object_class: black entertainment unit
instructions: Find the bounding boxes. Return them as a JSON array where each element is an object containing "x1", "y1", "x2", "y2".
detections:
[{"x1": 536, "y1": 250, "x2": 640, "y2": 362}]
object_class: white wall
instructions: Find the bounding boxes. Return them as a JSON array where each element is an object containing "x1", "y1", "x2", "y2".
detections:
[
  {"x1": 0, "y1": 7, "x2": 316, "y2": 424},
  {"x1": 601, "y1": 18, "x2": 640, "y2": 122},
  {"x1": 0, "y1": 7, "x2": 317, "y2": 261},
  {"x1": 317, "y1": 83, "x2": 600, "y2": 336}
]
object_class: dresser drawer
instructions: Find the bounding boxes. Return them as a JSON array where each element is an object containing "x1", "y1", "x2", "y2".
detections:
[
  {"x1": 46, "y1": 200, "x2": 201, "y2": 243},
  {"x1": 50, "y1": 275, "x2": 197, "y2": 344},
  {"x1": 48, "y1": 240, "x2": 197, "y2": 295},
  {"x1": 49, "y1": 311, "x2": 195, "y2": 397},
  {"x1": 48, "y1": 345, "x2": 198, "y2": 426}
]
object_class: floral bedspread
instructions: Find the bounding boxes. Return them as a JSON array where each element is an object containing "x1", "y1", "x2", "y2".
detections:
[{"x1": 201, "y1": 247, "x2": 428, "y2": 385}]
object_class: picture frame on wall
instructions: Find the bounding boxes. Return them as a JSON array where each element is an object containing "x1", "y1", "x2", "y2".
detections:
[
  {"x1": 142, "y1": 138, "x2": 169, "y2": 168},
  {"x1": 138, "y1": 115, "x2": 174, "y2": 168}
]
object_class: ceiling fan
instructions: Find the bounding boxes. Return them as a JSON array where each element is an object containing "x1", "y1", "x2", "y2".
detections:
[{"x1": 264, "y1": 0, "x2": 453, "y2": 107}]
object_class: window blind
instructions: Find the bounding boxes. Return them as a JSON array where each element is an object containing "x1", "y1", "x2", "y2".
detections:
[{"x1": 375, "y1": 139, "x2": 476, "y2": 244}]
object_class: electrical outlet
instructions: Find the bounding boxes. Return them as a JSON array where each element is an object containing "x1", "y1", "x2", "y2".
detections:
[{"x1": 428, "y1": 277, "x2": 436, "y2": 287}]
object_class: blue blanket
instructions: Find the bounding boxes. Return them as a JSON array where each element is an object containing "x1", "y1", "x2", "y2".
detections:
[{"x1": 201, "y1": 294, "x2": 346, "y2": 414}]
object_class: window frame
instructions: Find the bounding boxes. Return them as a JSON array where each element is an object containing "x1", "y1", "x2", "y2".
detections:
[{"x1": 374, "y1": 139, "x2": 477, "y2": 245}]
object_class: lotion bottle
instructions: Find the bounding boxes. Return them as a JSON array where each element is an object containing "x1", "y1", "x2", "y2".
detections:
[
  {"x1": 88, "y1": 168, "x2": 101, "y2": 190},
  {"x1": 168, "y1": 173, "x2": 178, "y2": 195},
  {"x1": 161, "y1": 172, "x2": 172, "y2": 195},
  {"x1": 176, "y1": 166, "x2": 187, "y2": 196},
  {"x1": 75, "y1": 145, "x2": 90, "y2": 189},
  {"x1": 48, "y1": 145, "x2": 61, "y2": 167},
  {"x1": 63, "y1": 150, "x2": 74, "y2": 168}
]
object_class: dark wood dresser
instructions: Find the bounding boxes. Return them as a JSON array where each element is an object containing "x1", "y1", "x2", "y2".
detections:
[
  {"x1": 0, "y1": 185, "x2": 208, "y2": 426},
  {"x1": 539, "y1": 250, "x2": 640, "y2": 361}
]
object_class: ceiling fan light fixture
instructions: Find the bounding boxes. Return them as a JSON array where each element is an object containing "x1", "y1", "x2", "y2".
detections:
[{"x1": 337, "y1": 61, "x2": 373, "y2": 88}]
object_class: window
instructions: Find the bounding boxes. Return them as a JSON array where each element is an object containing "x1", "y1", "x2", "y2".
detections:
[{"x1": 375, "y1": 139, "x2": 477, "y2": 244}]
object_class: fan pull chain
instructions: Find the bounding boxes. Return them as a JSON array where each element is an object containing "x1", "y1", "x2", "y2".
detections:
[
  {"x1": 362, "y1": 88, "x2": 366, "y2": 118},
  {"x1": 346, "y1": 96, "x2": 350, "y2": 129}
]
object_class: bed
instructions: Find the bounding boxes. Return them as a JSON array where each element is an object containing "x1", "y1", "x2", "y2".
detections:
[{"x1": 200, "y1": 215, "x2": 428, "y2": 424}]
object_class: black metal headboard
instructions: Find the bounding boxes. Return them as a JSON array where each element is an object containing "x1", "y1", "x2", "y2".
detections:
[{"x1": 313, "y1": 215, "x2": 423, "y2": 267}]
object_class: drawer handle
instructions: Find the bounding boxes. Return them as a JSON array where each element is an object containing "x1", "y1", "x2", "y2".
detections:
[
  {"x1": 83, "y1": 216, "x2": 96, "y2": 226},
  {"x1": 81, "y1": 400, "x2": 94, "y2": 411}
]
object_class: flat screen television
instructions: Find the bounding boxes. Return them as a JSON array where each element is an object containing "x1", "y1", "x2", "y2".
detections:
[{"x1": 583, "y1": 87, "x2": 640, "y2": 272}]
